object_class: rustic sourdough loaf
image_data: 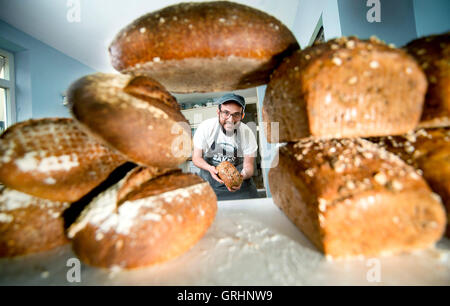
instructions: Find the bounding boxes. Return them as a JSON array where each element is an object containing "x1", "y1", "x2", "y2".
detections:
[
  {"x1": 68, "y1": 167, "x2": 217, "y2": 269},
  {"x1": 0, "y1": 118, "x2": 126, "y2": 202},
  {"x1": 0, "y1": 184, "x2": 70, "y2": 257},
  {"x1": 216, "y1": 161, "x2": 243, "y2": 189},
  {"x1": 108, "y1": 1, "x2": 299, "y2": 93},
  {"x1": 368, "y1": 128, "x2": 450, "y2": 237},
  {"x1": 67, "y1": 73, "x2": 191, "y2": 169},
  {"x1": 269, "y1": 138, "x2": 446, "y2": 259},
  {"x1": 405, "y1": 32, "x2": 450, "y2": 128},
  {"x1": 263, "y1": 36, "x2": 427, "y2": 142}
]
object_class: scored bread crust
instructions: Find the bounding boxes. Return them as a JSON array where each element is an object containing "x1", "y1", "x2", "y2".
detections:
[
  {"x1": 368, "y1": 127, "x2": 450, "y2": 237},
  {"x1": 68, "y1": 167, "x2": 217, "y2": 269},
  {"x1": 0, "y1": 118, "x2": 126, "y2": 202},
  {"x1": 263, "y1": 36, "x2": 427, "y2": 142},
  {"x1": 67, "y1": 73, "x2": 191, "y2": 169},
  {"x1": 108, "y1": 1, "x2": 299, "y2": 93},
  {"x1": 269, "y1": 138, "x2": 446, "y2": 258},
  {"x1": 216, "y1": 161, "x2": 243, "y2": 189},
  {"x1": 404, "y1": 32, "x2": 450, "y2": 128},
  {"x1": 0, "y1": 185, "x2": 70, "y2": 257}
]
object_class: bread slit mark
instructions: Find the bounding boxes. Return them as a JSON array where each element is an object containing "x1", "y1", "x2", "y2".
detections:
[
  {"x1": 116, "y1": 167, "x2": 180, "y2": 207},
  {"x1": 123, "y1": 76, "x2": 180, "y2": 110}
]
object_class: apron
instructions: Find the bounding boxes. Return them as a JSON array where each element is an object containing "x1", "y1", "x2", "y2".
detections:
[{"x1": 199, "y1": 122, "x2": 259, "y2": 201}]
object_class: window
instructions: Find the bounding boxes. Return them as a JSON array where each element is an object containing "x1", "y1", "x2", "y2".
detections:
[
  {"x1": 0, "y1": 48, "x2": 16, "y2": 133},
  {"x1": 308, "y1": 14, "x2": 324, "y2": 47}
]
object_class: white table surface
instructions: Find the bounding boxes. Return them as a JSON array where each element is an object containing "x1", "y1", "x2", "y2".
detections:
[{"x1": 0, "y1": 197, "x2": 449, "y2": 285}]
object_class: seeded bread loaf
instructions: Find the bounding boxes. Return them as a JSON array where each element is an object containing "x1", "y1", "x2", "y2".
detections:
[
  {"x1": 68, "y1": 167, "x2": 217, "y2": 269},
  {"x1": 109, "y1": 1, "x2": 299, "y2": 93},
  {"x1": 404, "y1": 32, "x2": 450, "y2": 128},
  {"x1": 67, "y1": 73, "x2": 191, "y2": 168},
  {"x1": 269, "y1": 138, "x2": 446, "y2": 259},
  {"x1": 0, "y1": 184, "x2": 70, "y2": 257},
  {"x1": 263, "y1": 36, "x2": 427, "y2": 142},
  {"x1": 0, "y1": 118, "x2": 126, "y2": 202},
  {"x1": 216, "y1": 161, "x2": 243, "y2": 189},
  {"x1": 368, "y1": 128, "x2": 450, "y2": 237}
]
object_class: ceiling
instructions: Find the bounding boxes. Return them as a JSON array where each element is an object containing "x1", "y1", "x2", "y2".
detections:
[{"x1": 0, "y1": 0, "x2": 299, "y2": 102}]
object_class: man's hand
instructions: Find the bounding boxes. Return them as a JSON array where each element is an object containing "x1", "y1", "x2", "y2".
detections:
[{"x1": 208, "y1": 165, "x2": 224, "y2": 184}]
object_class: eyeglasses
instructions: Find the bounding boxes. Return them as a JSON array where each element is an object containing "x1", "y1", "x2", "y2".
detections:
[{"x1": 219, "y1": 110, "x2": 242, "y2": 120}]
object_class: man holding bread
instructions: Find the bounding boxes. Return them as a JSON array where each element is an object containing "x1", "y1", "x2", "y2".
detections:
[{"x1": 192, "y1": 93, "x2": 259, "y2": 201}]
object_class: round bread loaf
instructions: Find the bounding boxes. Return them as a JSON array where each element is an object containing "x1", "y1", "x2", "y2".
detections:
[
  {"x1": 263, "y1": 36, "x2": 427, "y2": 142},
  {"x1": 0, "y1": 184, "x2": 70, "y2": 257},
  {"x1": 67, "y1": 167, "x2": 217, "y2": 269},
  {"x1": 404, "y1": 32, "x2": 450, "y2": 128},
  {"x1": 67, "y1": 73, "x2": 191, "y2": 168},
  {"x1": 108, "y1": 1, "x2": 299, "y2": 93},
  {"x1": 216, "y1": 161, "x2": 243, "y2": 189},
  {"x1": 0, "y1": 118, "x2": 126, "y2": 202}
]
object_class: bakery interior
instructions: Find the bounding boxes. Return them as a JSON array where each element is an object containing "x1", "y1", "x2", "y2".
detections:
[{"x1": 0, "y1": 0, "x2": 449, "y2": 286}]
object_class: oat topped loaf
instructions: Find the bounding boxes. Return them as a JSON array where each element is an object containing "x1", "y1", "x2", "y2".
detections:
[
  {"x1": 263, "y1": 36, "x2": 427, "y2": 142},
  {"x1": 368, "y1": 127, "x2": 450, "y2": 237},
  {"x1": 269, "y1": 138, "x2": 446, "y2": 259},
  {"x1": 109, "y1": 1, "x2": 299, "y2": 93}
]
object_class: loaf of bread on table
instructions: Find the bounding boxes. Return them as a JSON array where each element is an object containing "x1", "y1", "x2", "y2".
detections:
[
  {"x1": 67, "y1": 73, "x2": 191, "y2": 169},
  {"x1": 269, "y1": 138, "x2": 446, "y2": 259},
  {"x1": 0, "y1": 184, "x2": 70, "y2": 257},
  {"x1": 368, "y1": 128, "x2": 450, "y2": 237},
  {"x1": 68, "y1": 167, "x2": 217, "y2": 269},
  {"x1": 263, "y1": 36, "x2": 427, "y2": 142},
  {"x1": 404, "y1": 32, "x2": 450, "y2": 128},
  {"x1": 216, "y1": 161, "x2": 243, "y2": 189},
  {"x1": 108, "y1": 1, "x2": 299, "y2": 93},
  {"x1": 0, "y1": 118, "x2": 126, "y2": 202}
]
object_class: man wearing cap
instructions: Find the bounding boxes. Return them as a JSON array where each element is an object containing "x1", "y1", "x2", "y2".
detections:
[{"x1": 192, "y1": 93, "x2": 259, "y2": 201}]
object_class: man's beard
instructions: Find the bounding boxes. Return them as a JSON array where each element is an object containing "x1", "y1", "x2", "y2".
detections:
[{"x1": 221, "y1": 121, "x2": 240, "y2": 136}]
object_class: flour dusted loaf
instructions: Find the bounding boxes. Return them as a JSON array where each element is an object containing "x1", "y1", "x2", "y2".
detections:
[
  {"x1": 269, "y1": 138, "x2": 446, "y2": 259},
  {"x1": 67, "y1": 73, "x2": 191, "y2": 168},
  {"x1": 108, "y1": 1, "x2": 299, "y2": 93},
  {"x1": 0, "y1": 118, "x2": 126, "y2": 202},
  {"x1": 68, "y1": 167, "x2": 217, "y2": 269},
  {"x1": 216, "y1": 161, "x2": 243, "y2": 189},
  {"x1": 263, "y1": 36, "x2": 427, "y2": 142},
  {"x1": 368, "y1": 128, "x2": 450, "y2": 237},
  {"x1": 0, "y1": 184, "x2": 70, "y2": 257},
  {"x1": 405, "y1": 32, "x2": 450, "y2": 128}
]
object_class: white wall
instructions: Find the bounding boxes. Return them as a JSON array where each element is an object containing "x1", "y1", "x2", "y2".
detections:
[
  {"x1": 292, "y1": 0, "x2": 342, "y2": 48},
  {"x1": 256, "y1": 0, "x2": 342, "y2": 197},
  {"x1": 413, "y1": 0, "x2": 450, "y2": 38}
]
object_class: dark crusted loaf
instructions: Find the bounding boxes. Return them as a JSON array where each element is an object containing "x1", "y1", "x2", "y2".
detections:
[
  {"x1": 109, "y1": 1, "x2": 299, "y2": 93},
  {"x1": 405, "y1": 32, "x2": 450, "y2": 128},
  {"x1": 263, "y1": 36, "x2": 427, "y2": 142}
]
